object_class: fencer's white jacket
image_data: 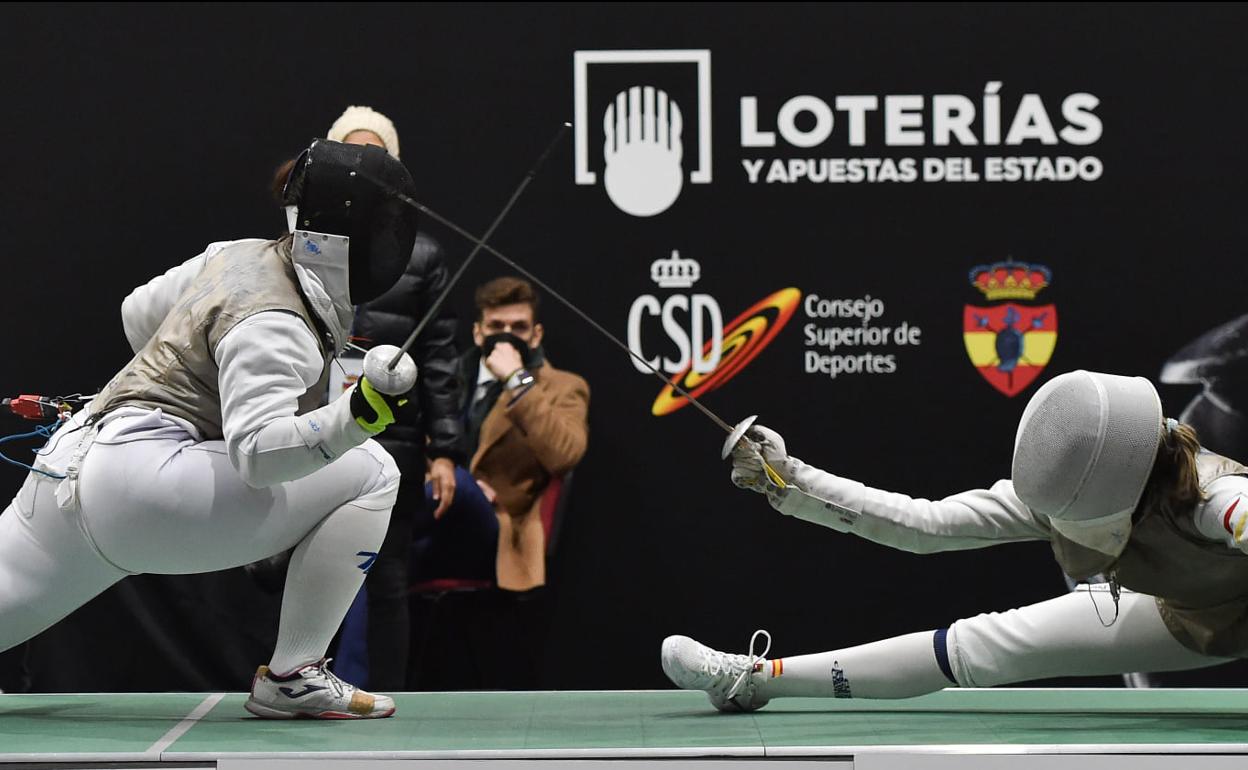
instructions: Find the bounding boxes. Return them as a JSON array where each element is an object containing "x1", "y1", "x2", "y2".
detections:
[
  {"x1": 117, "y1": 239, "x2": 368, "y2": 488},
  {"x1": 768, "y1": 454, "x2": 1248, "y2": 557}
]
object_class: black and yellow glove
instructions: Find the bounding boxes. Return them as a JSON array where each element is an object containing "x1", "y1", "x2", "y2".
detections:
[{"x1": 350, "y1": 377, "x2": 409, "y2": 434}]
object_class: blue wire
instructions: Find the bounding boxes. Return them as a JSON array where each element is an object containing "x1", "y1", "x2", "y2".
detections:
[{"x1": 0, "y1": 420, "x2": 67, "y2": 479}]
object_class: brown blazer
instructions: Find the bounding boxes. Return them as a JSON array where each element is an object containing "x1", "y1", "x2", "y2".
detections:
[{"x1": 470, "y1": 363, "x2": 589, "y2": 590}]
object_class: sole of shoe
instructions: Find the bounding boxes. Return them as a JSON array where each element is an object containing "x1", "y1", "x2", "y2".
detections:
[
  {"x1": 710, "y1": 693, "x2": 769, "y2": 713},
  {"x1": 244, "y1": 698, "x2": 396, "y2": 720}
]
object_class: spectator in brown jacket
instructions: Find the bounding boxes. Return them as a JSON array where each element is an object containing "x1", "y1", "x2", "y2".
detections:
[
  {"x1": 412, "y1": 276, "x2": 588, "y2": 688},
  {"x1": 442, "y1": 276, "x2": 589, "y2": 592}
]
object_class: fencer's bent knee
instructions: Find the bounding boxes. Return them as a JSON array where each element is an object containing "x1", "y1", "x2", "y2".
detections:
[
  {"x1": 945, "y1": 614, "x2": 998, "y2": 688},
  {"x1": 946, "y1": 605, "x2": 1054, "y2": 687},
  {"x1": 352, "y1": 439, "x2": 401, "y2": 510}
]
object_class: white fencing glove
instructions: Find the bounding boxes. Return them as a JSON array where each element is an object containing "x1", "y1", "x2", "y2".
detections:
[
  {"x1": 730, "y1": 441, "x2": 767, "y2": 493},
  {"x1": 746, "y1": 424, "x2": 787, "y2": 464},
  {"x1": 730, "y1": 424, "x2": 788, "y2": 493}
]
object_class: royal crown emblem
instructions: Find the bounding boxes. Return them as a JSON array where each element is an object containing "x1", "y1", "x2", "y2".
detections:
[
  {"x1": 969, "y1": 261, "x2": 1051, "y2": 302},
  {"x1": 650, "y1": 250, "x2": 700, "y2": 289}
]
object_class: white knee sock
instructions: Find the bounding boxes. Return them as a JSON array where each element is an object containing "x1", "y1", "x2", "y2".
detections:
[
  {"x1": 269, "y1": 501, "x2": 390, "y2": 674},
  {"x1": 757, "y1": 631, "x2": 954, "y2": 699}
]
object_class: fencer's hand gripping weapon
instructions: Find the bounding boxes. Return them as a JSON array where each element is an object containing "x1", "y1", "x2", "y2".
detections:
[
  {"x1": 367, "y1": 122, "x2": 786, "y2": 487},
  {"x1": 720, "y1": 415, "x2": 789, "y2": 488}
]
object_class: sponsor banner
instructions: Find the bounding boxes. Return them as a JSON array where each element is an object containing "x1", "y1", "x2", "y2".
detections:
[{"x1": 575, "y1": 48, "x2": 1104, "y2": 216}]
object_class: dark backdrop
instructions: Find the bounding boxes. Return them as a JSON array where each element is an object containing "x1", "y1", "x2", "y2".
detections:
[{"x1": 1, "y1": 2, "x2": 1245, "y2": 691}]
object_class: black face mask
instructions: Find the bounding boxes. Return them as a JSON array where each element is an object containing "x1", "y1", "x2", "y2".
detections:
[{"x1": 481, "y1": 332, "x2": 533, "y2": 365}]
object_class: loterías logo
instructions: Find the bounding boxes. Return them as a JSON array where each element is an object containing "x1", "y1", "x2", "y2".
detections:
[
  {"x1": 574, "y1": 50, "x2": 712, "y2": 217},
  {"x1": 575, "y1": 49, "x2": 1104, "y2": 206}
]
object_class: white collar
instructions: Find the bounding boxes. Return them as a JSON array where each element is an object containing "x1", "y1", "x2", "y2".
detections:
[{"x1": 289, "y1": 230, "x2": 353, "y2": 353}]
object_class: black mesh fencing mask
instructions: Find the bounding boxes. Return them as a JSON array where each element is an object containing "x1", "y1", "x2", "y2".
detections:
[{"x1": 283, "y1": 140, "x2": 418, "y2": 303}]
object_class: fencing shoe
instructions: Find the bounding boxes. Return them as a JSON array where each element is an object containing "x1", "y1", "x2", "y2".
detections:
[
  {"x1": 661, "y1": 631, "x2": 771, "y2": 712},
  {"x1": 245, "y1": 658, "x2": 395, "y2": 719}
]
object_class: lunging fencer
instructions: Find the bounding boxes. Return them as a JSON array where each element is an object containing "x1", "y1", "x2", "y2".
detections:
[
  {"x1": 0, "y1": 140, "x2": 422, "y2": 719},
  {"x1": 662, "y1": 371, "x2": 1248, "y2": 710}
]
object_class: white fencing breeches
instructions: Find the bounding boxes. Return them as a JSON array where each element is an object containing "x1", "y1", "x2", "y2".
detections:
[
  {"x1": 762, "y1": 586, "x2": 1233, "y2": 700},
  {"x1": 947, "y1": 586, "x2": 1232, "y2": 687},
  {"x1": 0, "y1": 410, "x2": 398, "y2": 661}
]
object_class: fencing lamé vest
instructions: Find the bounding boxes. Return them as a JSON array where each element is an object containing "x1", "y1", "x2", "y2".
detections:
[
  {"x1": 1052, "y1": 451, "x2": 1248, "y2": 656},
  {"x1": 93, "y1": 239, "x2": 331, "y2": 439}
]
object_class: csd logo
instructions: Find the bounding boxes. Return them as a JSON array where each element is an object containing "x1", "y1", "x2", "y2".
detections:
[
  {"x1": 626, "y1": 251, "x2": 801, "y2": 416},
  {"x1": 628, "y1": 252, "x2": 721, "y2": 375},
  {"x1": 652, "y1": 288, "x2": 802, "y2": 417}
]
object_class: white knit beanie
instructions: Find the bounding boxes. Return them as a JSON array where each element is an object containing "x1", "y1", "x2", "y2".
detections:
[{"x1": 327, "y1": 105, "x2": 400, "y2": 159}]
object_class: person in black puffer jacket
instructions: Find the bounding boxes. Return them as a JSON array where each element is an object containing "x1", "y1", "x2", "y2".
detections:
[
  {"x1": 349, "y1": 230, "x2": 465, "y2": 690},
  {"x1": 328, "y1": 107, "x2": 465, "y2": 690}
]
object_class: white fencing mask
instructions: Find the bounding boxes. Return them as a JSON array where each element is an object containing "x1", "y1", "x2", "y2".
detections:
[{"x1": 1012, "y1": 370, "x2": 1164, "y2": 558}]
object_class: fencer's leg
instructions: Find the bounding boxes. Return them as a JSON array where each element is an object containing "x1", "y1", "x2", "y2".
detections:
[
  {"x1": 244, "y1": 442, "x2": 399, "y2": 719},
  {"x1": 67, "y1": 424, "x2": 401, "y2": 718},
  {"x1": 756, "y1": 631, "x2": 953, "y2": 700},
  {"x1": 946, "y1": 587, "x2": 1230, "y2": 687},
  {"x1": 665, "y1": 588, "x2": 1231, "y2": 710},
  {"x1": 663, "y1": 628, "x2": 954, "y2": 711},
  {"x1": 0, "y1": 475, "x2": 126, "y2": 653},
  {"x1": 269, "y1": 444, "x2": 398, "y2": 674},
  {"x1": 80, "y1": 434, "x2": 400, "y2": 664}
]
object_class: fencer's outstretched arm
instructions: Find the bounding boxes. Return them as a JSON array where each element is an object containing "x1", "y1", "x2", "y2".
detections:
[
  {"x1": 768, "y1": 456, "x2": 1051, "y2": 553},
  {"x1": 733, "y1": 426, "x2": 1051, "y2": 553},
  {"x1": 121, "y1": 240, "x2": 266, "y2": 353},
  {"x1": 216, "y1": 311, "x2": 372, "y2": 488}
]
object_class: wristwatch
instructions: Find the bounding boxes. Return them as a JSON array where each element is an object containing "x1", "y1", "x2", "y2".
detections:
[{"x1": 505, "y1": 368, "x2": 535, "y2": 391}]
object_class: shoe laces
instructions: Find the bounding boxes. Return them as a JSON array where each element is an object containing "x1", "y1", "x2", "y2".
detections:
[
  {"x1": 301, "y1": 658, "x2": 347, "y2": 699},
  {"x1": 724, "y1": 629, "x2": 771, "y2": 701}
]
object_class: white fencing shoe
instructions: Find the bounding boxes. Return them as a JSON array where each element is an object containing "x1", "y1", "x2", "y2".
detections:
[
  {"x1": 245, "y1": 658, "x2": 395, "y2": 719},
  {"x1": 661, "y1": 630, "x2": 772, "y2": 712}
]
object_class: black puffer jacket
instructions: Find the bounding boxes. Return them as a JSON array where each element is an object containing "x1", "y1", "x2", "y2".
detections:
[{"x1": 351, "y1": 232, "x2": 465, "y2": 470}]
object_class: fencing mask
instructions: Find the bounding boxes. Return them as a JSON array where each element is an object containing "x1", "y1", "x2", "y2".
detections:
[
  {"x1": 1011, "y1": 370, "x2": 1164, "y2": 558},
  {"x1": 282, "y1": 139, "x2": 418, "y2": 303}
]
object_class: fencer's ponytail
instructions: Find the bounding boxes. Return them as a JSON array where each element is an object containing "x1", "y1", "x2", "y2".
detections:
[
  {"x1": 270, "y1": 157, "x2": 300, "y2": 241},
  {"x1": 1137, "y1": 421, "x2": 1204, "y2": 522}
]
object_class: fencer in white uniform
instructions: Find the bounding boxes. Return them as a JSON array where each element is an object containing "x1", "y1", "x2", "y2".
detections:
[
  {"x1": 0, "y1": 140, "x2": 420, "y2": 719},
  {"x1": 663, "y1": 371, "x2": 1248, "y2": 711}
]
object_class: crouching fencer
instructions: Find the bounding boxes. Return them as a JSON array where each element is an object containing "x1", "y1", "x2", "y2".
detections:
[
  {"x1": 662, "y1": 371, "x2": 1248, "y2": 711},
  {"x1": 0, "y1": 140, "x2": 421, "y2": 719}
]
